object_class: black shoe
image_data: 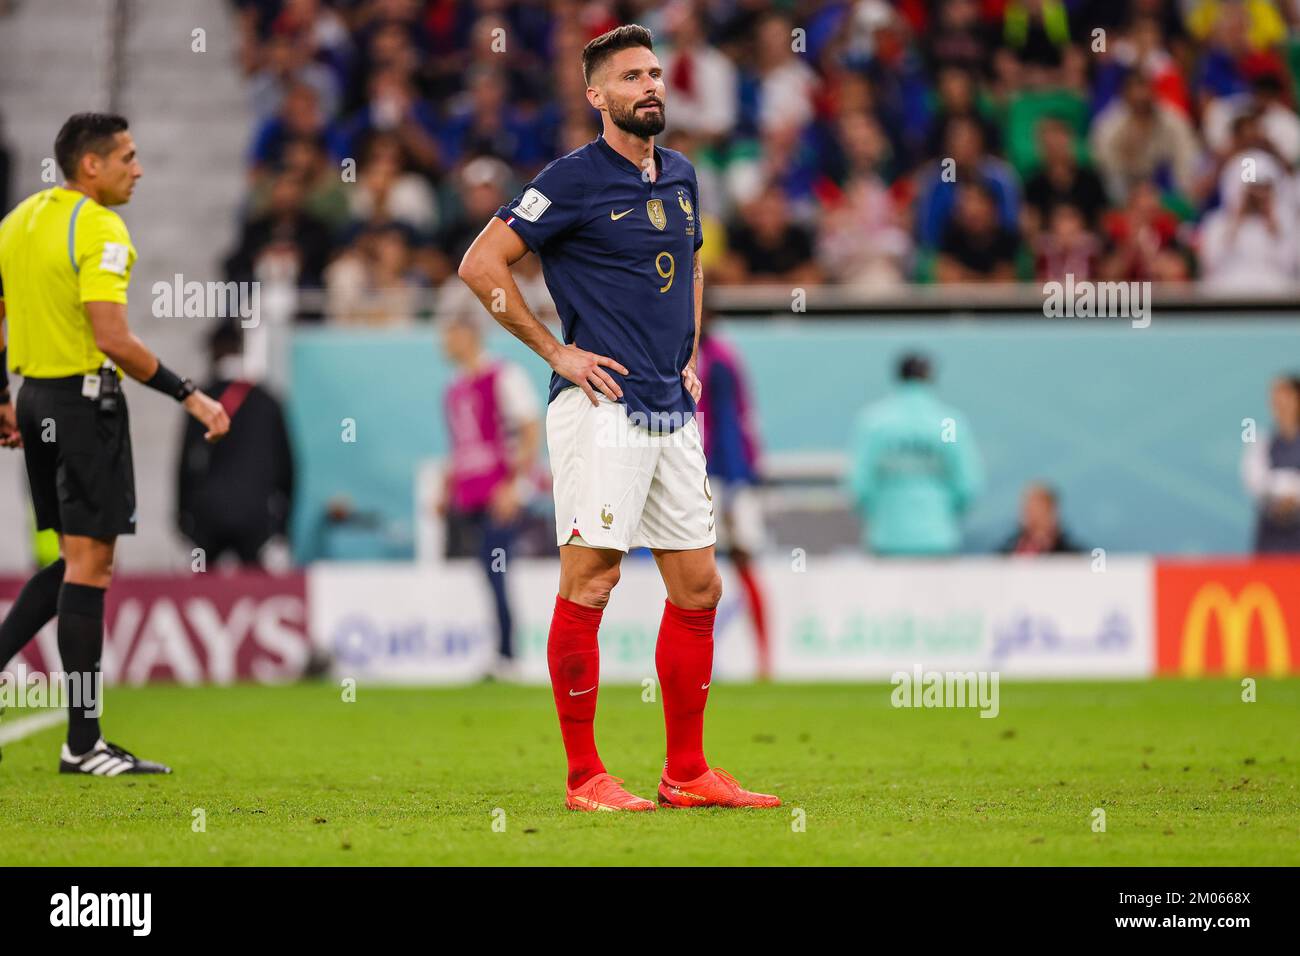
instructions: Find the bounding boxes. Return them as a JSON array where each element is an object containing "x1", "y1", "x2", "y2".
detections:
[{"x1": 59, "y1": 738, "x2": 172, "y2": 776}]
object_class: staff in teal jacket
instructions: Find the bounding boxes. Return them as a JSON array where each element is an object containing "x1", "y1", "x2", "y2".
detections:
[{"x1": 848, "y1": 354, "x2": 984, "y2": 555}]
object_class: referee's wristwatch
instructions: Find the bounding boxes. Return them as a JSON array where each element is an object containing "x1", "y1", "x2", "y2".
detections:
[{"x1": 176, "y1": 377, "x2": 197, "y2": 401}]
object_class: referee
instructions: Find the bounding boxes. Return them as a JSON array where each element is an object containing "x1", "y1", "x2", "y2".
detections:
[{"x1": 0, "y1": 113, "x2": 230, "y2": 776}]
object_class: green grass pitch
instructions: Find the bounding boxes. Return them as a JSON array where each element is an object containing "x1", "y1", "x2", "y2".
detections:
[{"x1": 0, "y1": 680, "x2": 1296, "y2": 866}]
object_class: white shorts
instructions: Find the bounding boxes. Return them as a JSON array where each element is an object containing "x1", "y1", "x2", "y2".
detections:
[
  {"x1": 546, "y1": 386, "x2": 716, "y2": 552},
  {"x1": 712, "y1": 481, "x2": 766, "y2": 554}
]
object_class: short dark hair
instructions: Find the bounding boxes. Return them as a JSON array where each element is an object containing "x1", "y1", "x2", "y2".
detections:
[
  {"x1": 55, "y1": 112, "x2": 129, "y2": 180},
  {"x1": 208, "y1": 319, "x2": 244, "y2": 361},
  {"x1": 581, "y1": 24, "x2": 654, "y2": 85},
  {"x1": 897, "y1": 352, "x2": 932, "y2": 382}
]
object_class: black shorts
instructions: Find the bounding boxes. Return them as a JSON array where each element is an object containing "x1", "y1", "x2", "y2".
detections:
[{"x1": 17, "y1": 375, "x2": 137, "y2": 539}]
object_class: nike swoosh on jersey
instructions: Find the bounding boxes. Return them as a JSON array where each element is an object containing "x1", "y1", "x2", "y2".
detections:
[
  {"x1": 569, "y1": 686, "x2": 596, "y2": 696},
  {"x1": 610, "y1": 209, "x2": 634, "y2": 220}
]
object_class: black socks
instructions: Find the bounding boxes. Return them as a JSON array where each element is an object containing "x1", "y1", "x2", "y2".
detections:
[
  {"x1": 56, "y1": 582, "x2": 105, "y2": 755},
  {"x1": 0, "y1": 558, "x2": 65, "y2": 670}
]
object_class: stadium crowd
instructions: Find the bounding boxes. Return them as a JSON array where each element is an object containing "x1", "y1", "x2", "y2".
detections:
[{"x1": 224, "y1": 0, "x2": 1300, "y2": 322}]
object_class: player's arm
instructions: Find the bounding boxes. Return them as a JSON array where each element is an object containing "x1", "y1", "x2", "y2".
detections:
[
  {"x1": 682, "y1": 250, "x2": 703, "y2": 403},
  {"x1": 86, "y1": 301, "x2": 230, "y2": 443},
  {"x1": 458, "y1": 217, "x2": 628, "y2": 406}
]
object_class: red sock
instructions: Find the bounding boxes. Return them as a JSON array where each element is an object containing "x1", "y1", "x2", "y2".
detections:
[
  {"x1": 735, "y1": 562, "x2": 770, "y2": 679},
  {"x1": 547, "y1": 595, "x2": 607, "y2": 789},
  {"x1": 656, "y1": 599, "x2": 715, "y2": 781}
]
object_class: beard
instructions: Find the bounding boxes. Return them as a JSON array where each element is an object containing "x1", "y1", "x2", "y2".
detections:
[{"x1": 609, "y1": 97, "x2": 666, "y2": 138}]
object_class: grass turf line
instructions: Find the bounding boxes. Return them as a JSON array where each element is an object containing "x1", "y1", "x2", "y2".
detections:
[{"x1": 0, "y1": 680, "x2": 1295, "y2": 866}]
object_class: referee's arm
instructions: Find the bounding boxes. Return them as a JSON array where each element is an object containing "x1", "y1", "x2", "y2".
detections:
[{"x1": 87, "y1": 301, "x2": 230, "y2": 442}]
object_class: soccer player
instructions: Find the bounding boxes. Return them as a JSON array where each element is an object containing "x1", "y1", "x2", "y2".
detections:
[
  {"x1": 695, "y1": 308, "x2": 771, "y2": 680},
  {"x1": 0, "y1": 113, "x2": 230, "y2": 775},
  {"x1": 438, "y1": 310, "x2": 541, "y2": 678},
  {"x1": 458, "y1": 25, "x2": 779, "y2": 811}
]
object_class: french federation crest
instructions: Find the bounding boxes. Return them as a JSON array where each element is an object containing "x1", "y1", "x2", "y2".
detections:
[{"x1": 646, "y1": 199, "x2": 666, "y2": 230}]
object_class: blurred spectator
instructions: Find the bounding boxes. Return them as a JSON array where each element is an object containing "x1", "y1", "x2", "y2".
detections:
[
  {"x1": 439, "y1": 67, "x2": 551, "y2": 170},
  {"x1": 848, "y1": 353, "x2": 984, "y2": 555},
  {"x1": 1198, "y1": 150, "x2": 1297, "y2": 292},
  {"x1": 751, "y1": 11, "x2": 818, "y2": 136},
  {"x1": 347, "y1": 18, "x2": 427, "y2": 109},
  {"x1": 925, "y1": 66, "x2": 1002, "y2": 162},
  {"x1": 817, "y1": 127, "x2": 913, "y2": 287},
  {"x1": 225, "y1": 171, "x2": 334, "y2": 291},
  {"x1": 177, "y1": 322, "x2": 295, "y2": 567},
  {"x1": 924, "y1": 0, "x2": 993, "y2": 76},
  {"x1": 438, "y1": 312, "x2": 542, "y2": 676},
  {"x1": 936, "y1": 182, "x2": 1020, "y2": 282},
  {"x1": 1192, "y1": 108, "x2": 1288, "y2": 209},
  {"x1": 324, "y1": 223, "x2": 425, "y2": 325},
  {"x1": 430, "y1": 156, "x2": 514, "y2": 284},
  {"x1": 660, "y1": 2, "x2": 738, "y2": 142},
  {"x1": 332, "y1": 66, "x2": 441, "y2": 172},
  {"x1": 1001, "y1": 0, "x2": 1073, "y2": 83},
  {"x1": 1099, "y1": 180, "x2": 1190, "y2": 282},
  {"x1": 221, "y1": 0, "x2": 1300, "y2": 305},
  {"x1": 1022, "y1": 117, "x2": 1108, "y2": 232},
  {"x1": 249, "y1": 81, "x2": 331, "y2": 177},
  {"x1": 915, "y1": 116, "x2": 1020, "y2": 248},
  {"x1": 249, "y1": 32, "x2": 342, "y2": 122},
  {"x1": 267, "y1": 0, "x2": 353, "y2": 77},
  {"x1": 1186, "y1": 0, "x2": 1287, "y2": 57},
  {"x1": 347, "y1": 133, "x2": 439, "y2": 236},
  {"x1": 1034, "y1": 203, "x2": 1101, "y2": 282},
  {"x1": 717, "y1": 184, "x2": 821, "y2": 286},
  {"x1": 1090, "y1": 71, "x2": 1200, "y2": 204},
  {"x1": 1000, "y1": 482, "x2": 1083, "y2": 554},
  {"x1": 1242, "y1": 374, "x2": 1300, "y2": 553},
  {"x1": 248, "y1": 135, "x2": 350, "y2": 233},
  {"x1": 1106, "y1": 14, "x2": 1192, "y2": 117},
  {"x1": 1203, "y1": 68, "x2": 1300, "y2": 167}
]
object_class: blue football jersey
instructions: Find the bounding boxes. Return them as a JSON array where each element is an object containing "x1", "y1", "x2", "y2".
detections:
[{"x1": 496, "y1": 135, "x2": 703, "y2": 432}]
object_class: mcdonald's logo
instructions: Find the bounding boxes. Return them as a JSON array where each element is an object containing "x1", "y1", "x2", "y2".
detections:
[
  {"x1": 1156, "y1": 562, "x2": 1300, "y2": 677},
  {"x1": 1181, "y1": 583, "x2": 1290, "y2": 677}
]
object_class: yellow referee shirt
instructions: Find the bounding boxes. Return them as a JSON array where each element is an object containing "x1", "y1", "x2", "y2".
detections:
[{"x1": 0, "y1": 186, "x2": 137, "y2": 377}]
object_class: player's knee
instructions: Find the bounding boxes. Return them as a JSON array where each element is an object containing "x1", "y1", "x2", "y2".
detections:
[
  {"x1": 704, "y1": 572, "x2": 723, "y2": 609},
  {"x1": 573, "y1": 566, "x2": 620, "y2": 609},
  {"x1": 679, "y1": 571, "x2": 722, "y2": 610},
  {"x1": 64, "y1": 554, "x2": 113, "y2": 589}
]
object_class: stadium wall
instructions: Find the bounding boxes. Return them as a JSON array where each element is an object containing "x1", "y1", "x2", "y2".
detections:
[
  {"x1": 3, "y1": 557, "x2": 1298, "y2": 684},
  {"x1": 287, "y1": 317, "x2": 1300, "y2": 560}
]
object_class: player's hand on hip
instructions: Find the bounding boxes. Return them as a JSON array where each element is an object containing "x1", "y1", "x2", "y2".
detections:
[
  {"x1": 682, "y1": 363, "x2": 702, "y2": 403},
  {"x1": 183, "y1": 390, "x2": 232, "y2": 443},
  {"x1": 552, "y1": 343, "x2": 628, "y2": 406}
]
